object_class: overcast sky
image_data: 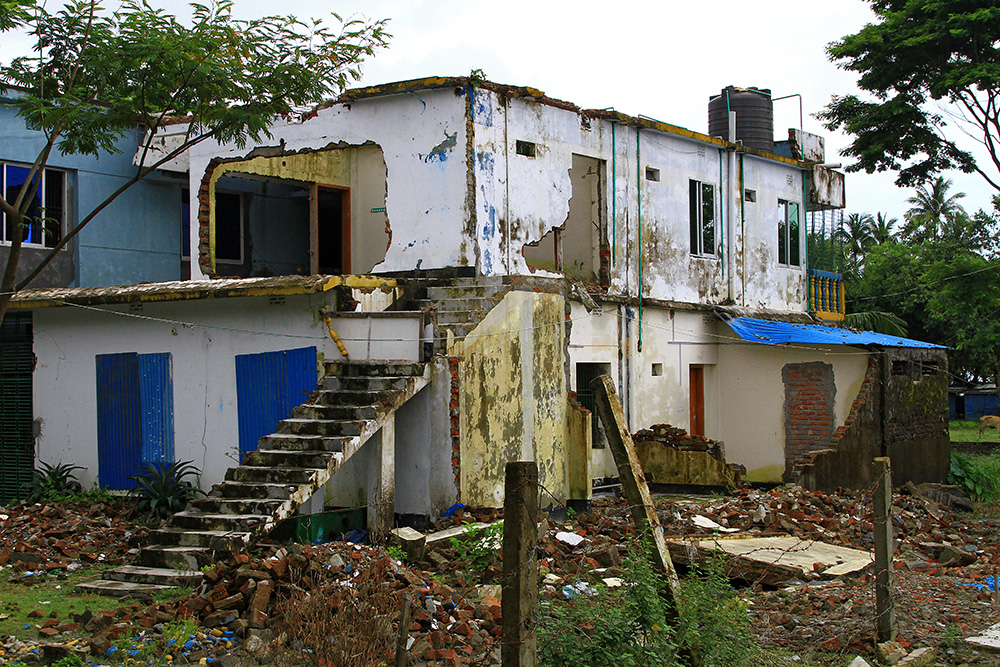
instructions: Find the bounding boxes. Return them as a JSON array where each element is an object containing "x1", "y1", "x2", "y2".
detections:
[{"x1": 2, "y1": 0, "x2": 995, "y2": 223}]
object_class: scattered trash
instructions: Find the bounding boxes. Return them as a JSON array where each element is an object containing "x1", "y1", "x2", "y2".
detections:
[{"x1": 554, "y1": 531, "x2": 586, "y2": 547}]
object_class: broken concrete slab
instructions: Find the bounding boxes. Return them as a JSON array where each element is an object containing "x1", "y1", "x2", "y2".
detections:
[
  {"x1": 74, "y1": 579, "x2": 175, "y2": 599},
  {"x1": 966, "y1": 621, "x2": 1000, "y2": 652},
  {"x1": 389, "y1": 526, "x2": 426, "y2": 561},
  {"x1": 104, "y1": 565, "x2": 204, "y2": 587},
  {"x1": 667, "y1": 535, "x2": 873, "y2": 587}
]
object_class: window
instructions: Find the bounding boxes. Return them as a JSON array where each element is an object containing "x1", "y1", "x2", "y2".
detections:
[
  {"x1": 777, "y1": 199, "x2": 800, "y2": 266},
  {"x1": 689, "y1": 180, "x2": 716, "y2": 256},
  {"x1": 645, "y1": 167, "x2": 660, "y2": 182},
  {"x1": 515, "y1": 140, "x2": 537, "y2": 157},
  {"x1": 0, "y1": 163, "x2": 65, "y2": 248}
]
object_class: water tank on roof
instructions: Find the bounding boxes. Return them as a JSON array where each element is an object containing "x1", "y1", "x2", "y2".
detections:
[{"x1": 709, "y1": 86, "x2": 774, "y2": 153}]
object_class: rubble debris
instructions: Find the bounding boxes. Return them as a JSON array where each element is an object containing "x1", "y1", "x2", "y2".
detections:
[{"x1": 632, "y1": 423, "x2": 744, "y2": 487}]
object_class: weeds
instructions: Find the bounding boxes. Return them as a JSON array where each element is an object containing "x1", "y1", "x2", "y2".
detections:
[
  {"x1": 538, "y1": 538, "x2": 765, "y2": 667},
  {"x1": 270, "y1": 556, "x2": 399, "y2": 666},
  {"x1": 449, "y1": 520, "x2": 502, "y2": 575},
  {"x1": 949, "y1": 453, "x2": 1000, "y2": 503}
]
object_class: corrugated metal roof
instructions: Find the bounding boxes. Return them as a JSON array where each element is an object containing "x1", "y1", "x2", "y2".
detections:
[{"x1": 725, "y1": 317, "x2": 946, "y2": 349}]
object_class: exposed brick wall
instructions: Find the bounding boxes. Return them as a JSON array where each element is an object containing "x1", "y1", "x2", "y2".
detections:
[
  {"x1": 448, "y1": 356, "x2": 462, "y2": 503},
  {"x1": 782, "y1": 362, "x2": 836, "y2": 475}
]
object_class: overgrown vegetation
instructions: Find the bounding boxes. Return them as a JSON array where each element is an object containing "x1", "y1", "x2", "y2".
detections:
[
  {"x1": 950, "y1": 452, "x2": 1000, "y2": 504},
  {"x1": 128, "y1": 460, "x2": 203, "y2": 521},
  {"x1": 538, "y1": 539, "x2": 765, "y2": 667},
  {"x1": 449, "y1": 519, "x2": 502, "y2": 577}
]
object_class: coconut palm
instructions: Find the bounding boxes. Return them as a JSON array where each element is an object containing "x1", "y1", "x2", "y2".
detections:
[
  {"x1": 835, "y1": 212, "x2": 874, "y2": 275},
  {"x1": 870, "y1": 212, "x2": 898, "y2": 246},
  {"x1": 903, "y1": 176, "x2": 966, "y2": 241}
]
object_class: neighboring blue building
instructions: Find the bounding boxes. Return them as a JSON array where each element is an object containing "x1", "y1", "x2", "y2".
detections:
[
  {"x1": 950, "y1": 385, "x2": 1000, "y2": 421},
  {"x1": 1, "y1": 89, "x2": 186, "y2": 288}
]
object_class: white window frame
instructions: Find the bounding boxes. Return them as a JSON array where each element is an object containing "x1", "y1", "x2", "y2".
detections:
[{"x1": 0, "y1": 161, "x2": 66, "y2": 249}]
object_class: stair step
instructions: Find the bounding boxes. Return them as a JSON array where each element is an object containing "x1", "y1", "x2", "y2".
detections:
[
  {"x1": 243, "y1": 449, "x2": 343, "y2": 469},
  {"x1": 105, "y1": 565, "x2": 204, "y2": 587},
  {"x1": 209, "y1": 482, "x2": 299, "y2": 500},
  {"x1": 277, "y1": 417, "x2": 371, "y2": 436},
  {"x1": 432, "y1": 310, "x2": 487, "y2": 326},
  {"x1": 322, "y1": 361, "x2": 427, "y2": 377},
  {"x1": 169, "y1": 511, "x2": 273, "y2": 532},
  {"x1": 225, "y1": 465, "x2": 322, "y2": 484},
  {"x1": 311, "y1": 389, "x2": 397, "y2": 406},
  {"x1": 257, "y1": 434, "x2": 354, "y2": 453},
  {"x1": 426, "y1": 282, "x2": 504, "y2": 301},
  {"x1": 76, "y1": 579, "x2": 174, "y2": 599},
  {"x1": 149, "y1": 528, "x2": 253, "y2": 550},
  {"x1": 188, "y1": 497, "x2": 285, "y2": 515},
  {"x1": 137, "y1": 546, "x2": 213, "y2": 570},
  {"x1": 421, "y1": 296, "x2": 496, "y2": 312},
  {"x1": 294, "y1": 403, "x2": 378, "y2": 420},
  {"x1": 321, "y1": 376, "x2": 412, "y2": 392}
]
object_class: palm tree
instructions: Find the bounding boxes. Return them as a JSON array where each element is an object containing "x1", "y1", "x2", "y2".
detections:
[
  {"x1": 835, "y1": 212, "x2": 874, "y2": 275},
  {"x1": 903, "y1": 176, "x2": 966, "y2": 241},
  {"x1": 870, "y1": 212, "x2": 898, "y2": 246}
]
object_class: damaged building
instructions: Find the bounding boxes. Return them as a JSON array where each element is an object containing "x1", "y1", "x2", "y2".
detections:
[{"x1": 3, "y1": 77, "x2": 947, "y2": 538}]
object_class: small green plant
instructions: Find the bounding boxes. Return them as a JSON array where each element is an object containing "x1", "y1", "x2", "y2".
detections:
[
  {"x1": 385, "y1": 544, "x2": 406, "y2": 562},
  {"x1": 51, "y1": 654, "x2": 86, "y2": 667},
  {"x1": 23, "y1": 461, "x2": 84, "y2": 502},
  {"x1": 449, "y1": 520, "x2": 502, "y2": 573},
  {"x1": 128, "y1": 460, "x2": 203, "y2": 520},
  {"x1": 948, "y1": 452, "x2": 1000, "y2": 502}
]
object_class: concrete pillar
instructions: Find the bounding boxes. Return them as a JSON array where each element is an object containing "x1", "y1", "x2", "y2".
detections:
[{"x1": 368, "y1": 414, "x2": 395, "y2": 538}]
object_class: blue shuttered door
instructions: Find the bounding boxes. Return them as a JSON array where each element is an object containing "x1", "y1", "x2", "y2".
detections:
[
  {"x1": 96, "y1": 353, "x2": 142, "y2": 490},
  {"x1": 96, "y1": 352, "x2": 174, "y2": 490},
  {"x1": 138, "y1": 353, "x2": 174, "y2": 465},
  {"x1": 235, "y1": 346, "x2": 317, "y2": 459}
]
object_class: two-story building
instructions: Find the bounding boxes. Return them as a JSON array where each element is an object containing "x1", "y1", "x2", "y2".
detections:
[{"x1": 5, "y1": 77, "x2": 948, "y2": 531}]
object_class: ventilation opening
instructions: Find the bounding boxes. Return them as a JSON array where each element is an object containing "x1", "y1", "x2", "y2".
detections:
[
  {"x1": 744, "y1": 189, "x2": 756, "y2": 203},
  {"x1": 652, "y1": 363, "x2": 663, "y2": 376},
  {"x1": 891, "y1": 360, "x2": 909, "y2": 376},
  {"x1": 515, "y1": 140, "x2": 537, "y2": 157},
  {"x1": 921, "y1": 361, "x2": 939, "y2": 376},
  {"x1": 645, "y1": 167, "x2": 660, "y2": 182}
]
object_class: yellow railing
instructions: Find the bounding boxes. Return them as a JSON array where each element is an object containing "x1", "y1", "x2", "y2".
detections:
[{"x1": 808, "y1": 270, "x2": 845, "y2": 322}]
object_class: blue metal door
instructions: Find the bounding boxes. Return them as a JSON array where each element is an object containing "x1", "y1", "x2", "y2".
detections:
[
  {"x1": 96, "y1": 353, "x2": 142, "y2": 490},
  {"x1": 96, "y1": 352, "x2": 174, "y2": 489},
  {"x1": 235, "y1": 346, "x2": 317, "y2": 459}
]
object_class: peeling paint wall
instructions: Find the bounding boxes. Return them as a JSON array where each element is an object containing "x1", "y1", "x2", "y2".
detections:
[
  {"x1": 190, "y1": 88, "x2": 472, "y2": 279},
  {"x1": 457, "y1": 290, "x2": 568, "y2": 507}
]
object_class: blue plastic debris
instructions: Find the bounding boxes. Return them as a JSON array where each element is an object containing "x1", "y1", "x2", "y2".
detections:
[
  {"x1": 442, "y1": 503, "x2": 466, "y2": 518},
  {"x1": 341, "y1": 528, "x2": 368, "y2": 544},
  {"x1": 105, "y1": 647, "x2": 118, "y2": 656},
  {"x1": 964, "y1": 575, "x2": 999, "y2": 592}
]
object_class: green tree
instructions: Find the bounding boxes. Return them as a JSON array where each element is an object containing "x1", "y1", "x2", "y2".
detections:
[
  {"x1": 835, "y1": 212, "x2": 874, "y2": 277},
  {"x1": 0, "y1": 0, "x2": 389, "y2": 321},
  {"x1": 902, "y1": 176, "x2": 966, "y2": 241},
  {"x1": 820, "y1": 1, "x2": 1000, "y2": 190},
  {"x1": 870, "y1": 212, "x2": 898, "y2": 246}
]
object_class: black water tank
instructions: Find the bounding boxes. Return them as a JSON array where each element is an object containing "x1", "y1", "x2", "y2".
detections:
[{"x1": 708, "y1": 86, "x2": 774, "y2": 152}]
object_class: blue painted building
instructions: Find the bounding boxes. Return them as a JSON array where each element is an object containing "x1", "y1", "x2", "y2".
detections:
[{"x1": 1, "y1": 88, "x2": 186, "y2": 288}]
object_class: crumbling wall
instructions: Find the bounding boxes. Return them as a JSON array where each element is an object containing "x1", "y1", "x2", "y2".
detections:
[
  {"x1": 884, "y1": 348, "x2": 950, "y2": 485},
  {"x1": 782, "y1": 362, "x2": 836, "y2": 475}
]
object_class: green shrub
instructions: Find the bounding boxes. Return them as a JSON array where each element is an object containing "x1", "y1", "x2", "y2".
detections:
[
  {"x1": 950, "y1": 452, "x2": 1000, "y2": 503},
  {"x1": 23, "y1": 461, "x2": 84, "y2": 502},
  {"x1": 449, "y1": 520, "x2": 502, "y2": 574},
  {"x1": 128, "y1": 460, "x2": 203, "y2": 520}
]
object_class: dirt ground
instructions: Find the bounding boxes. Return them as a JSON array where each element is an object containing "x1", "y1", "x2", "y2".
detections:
[{"x1": 2, "y1": 482, "x2": 999, "y2": 667}]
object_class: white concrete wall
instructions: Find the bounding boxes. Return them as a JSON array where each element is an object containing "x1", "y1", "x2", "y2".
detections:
[
  {"x1": 189, "y1": 87, "x2": 473, "y2": 280},
  {"x1": 716, "y1": 330, "x2": 869, "y2": 482},
  {"x1": 33, "y1": 294, "x2": 343, "y2": 489}
]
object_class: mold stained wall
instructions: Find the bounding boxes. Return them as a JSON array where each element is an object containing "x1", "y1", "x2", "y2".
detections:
[
  {"x1": 188, "y1": 87, "x2": 471, "y2": 279},
  {"x1": 457, "y1": 290, "x2": 567, "y2": 507},
  {"x1": 567, "y1": 303, "x2": 720, "y2": 479},
  {"x1": 472, "y1": 90, "x2": 808, "y2": 311},
  {"x1": 735, "y1": 156, "x2": 808, "y2": 310},
  {"x1": 715, "y1": 331, "x2": 869, "y2": 482},
  {"x1": 30, "y1": 294, "x2": 341, "y2": 489}
]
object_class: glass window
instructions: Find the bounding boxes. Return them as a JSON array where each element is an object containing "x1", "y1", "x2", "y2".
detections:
[
  {"x1": 0, "y1": 163, "x2": 66, "y2": 248},
  {"x1": 689, "y1": 179, "x2": 716, "y2": 257},
  {"x1": 778, "y1": 199, "x2": 801, "y2": 266}
]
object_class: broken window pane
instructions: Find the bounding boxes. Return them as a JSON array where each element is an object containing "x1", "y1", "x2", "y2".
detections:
[{"x1": 689, "y1": 179, "x2": 716, "y2": 257}]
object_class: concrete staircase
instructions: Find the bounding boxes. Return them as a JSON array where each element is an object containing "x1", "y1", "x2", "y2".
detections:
[
  {"x1": 410, "y1": 277, "x2": 508, "y2": 353},
  {"x1": 78, "y1": 360, "x2": 429, "y2": 597}
]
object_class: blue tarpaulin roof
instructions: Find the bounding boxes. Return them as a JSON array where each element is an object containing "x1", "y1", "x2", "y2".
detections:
[{"x1": 725, "y1": 317, "x2": 946, "y2": 349}]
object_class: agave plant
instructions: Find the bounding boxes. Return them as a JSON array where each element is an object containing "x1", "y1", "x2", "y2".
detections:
[
  {"x1": 24, "y1": 461, "x2": 85, "y2": 502},
  {"x1": 128, "y1": 460, "x2": 203, "y2": 521}
]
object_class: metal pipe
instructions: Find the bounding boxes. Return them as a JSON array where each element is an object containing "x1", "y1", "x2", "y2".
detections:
[
  {"x1": 612, "y1": 122, "x2": 617, "y2": 266},
  {"x1": 636, "y1": 125, "x2": 643, "y2": 353}
]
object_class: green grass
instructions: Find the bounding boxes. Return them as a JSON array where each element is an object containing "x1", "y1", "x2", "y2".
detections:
[
  {"x1": 0, "y1": 567, "x2": 126, "y2": 640},
  {"x1": 950, "y1": 419, "x2": 1000, "y2": 442}
]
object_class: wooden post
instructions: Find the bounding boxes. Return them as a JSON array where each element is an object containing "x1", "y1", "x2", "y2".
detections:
[
  {"x1": 394, "y1": 593, "x2": 412, "y2": 667},
  {"x1": 873, "y1": 456, "x2": 896, "y2": 643},
  {"x1": 590, "y1": 374, "x2": 683, "y2": 619},
  {"x1": 501, "y1": 461, "x2": 538, "y2": 667}
]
